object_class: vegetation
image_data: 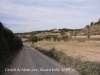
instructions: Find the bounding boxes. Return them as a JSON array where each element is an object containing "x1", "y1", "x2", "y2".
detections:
[
  {"x1": 28, "y1": 35, "x2": 37, "y2": 43},
  {"x1": 33, "y1": 46, "x2": 100, "y2": 75},
  {"x1": 70, "y1": 31, "x2": 73, "y2": 39},
  {"x1": 90, "y1": 22, "x2": 94, "y2": 26},
  {"x1": 86, "y1": 25, "x2": 91, "y2": 39},
  {"x1": 0, "y1": 22, "x2": 23, "y2": 75},
  {"x1": 45, "y1": 35, "x2": 52, "y2": 41},
  {"x1": 73, "y1": 30, "x2": 78, "y2": 39}
]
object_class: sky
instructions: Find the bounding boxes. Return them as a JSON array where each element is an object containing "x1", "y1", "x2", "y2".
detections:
[{"x1": 0, "y1": 0, "x2": 100, "y2": 33}]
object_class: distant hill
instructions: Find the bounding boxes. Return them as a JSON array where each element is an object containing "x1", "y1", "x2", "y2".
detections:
[{"x1": 17, "y1": 18, "x2": 100, "y2": 38}]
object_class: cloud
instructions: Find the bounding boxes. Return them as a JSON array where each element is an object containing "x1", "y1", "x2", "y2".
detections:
[{"x1": 0, "y1": 0, "x2": 100, "y2": 33}]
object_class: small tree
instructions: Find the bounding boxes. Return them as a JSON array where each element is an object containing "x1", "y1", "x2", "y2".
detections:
[
  {"x1": 73, "y1": 30, "x2": 77, "y2": 39},
  {"x1": 53, "y1": 35, "x2": 58, "y2": 41},
  {"x1": 45, "y1": 35, "x2": 52, "y2": 41},
  {"x1": 28, "y1": 35, "x2": 37, "y2": 44},
  {"x1": 70, "y1": 31, "x2": 73, "y2": 39},
  {"x1": 97, "y1": 19, "x2": 100, "y2": 24},
  {"x1": 62, "y1": 35, "x2": 69, "y2": 42},
  {"x1": 90, "y1": 22, "x2": 94, "y2": 26},
  {"x1": 87, "y1": 33, "x2": 90, "y2": 39},
  {"x1": 57, "y1": 37, "x2": 61, "y2": 42},
  {"x1": 86, "y1": 25, "x2": 90, "y2": 39},
  {"x1": 60, "y1": 31, "x2": 65, "y2": 37}
]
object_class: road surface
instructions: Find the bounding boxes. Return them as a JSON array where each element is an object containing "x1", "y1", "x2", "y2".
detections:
[{"x1": 4, "y1": 45, "x2": 80, "y2": 75}]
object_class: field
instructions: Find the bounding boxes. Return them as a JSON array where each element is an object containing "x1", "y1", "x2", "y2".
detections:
[{"x1": 34, "y1": 41, "x2": 100, "y2": 62}]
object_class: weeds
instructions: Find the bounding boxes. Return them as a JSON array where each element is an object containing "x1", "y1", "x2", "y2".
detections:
[{"x1": 33, "y1": 46, "x2": 100, "y2": 75}]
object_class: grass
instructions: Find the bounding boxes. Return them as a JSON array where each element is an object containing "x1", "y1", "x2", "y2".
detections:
[
  {"x1": 32, "y1": 46, "x2": 100, "y2": 75},
  {"x1": 34, "y1": 41, "x2": 100, "y2": 62},
  {"x1": 94, "y1": 43, "x2": 100, "y2": 47}
]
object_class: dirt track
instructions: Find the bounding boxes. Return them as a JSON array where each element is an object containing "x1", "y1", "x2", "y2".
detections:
[{"x1": 4, "y1": 45, "x2": 80, "y2": 75}]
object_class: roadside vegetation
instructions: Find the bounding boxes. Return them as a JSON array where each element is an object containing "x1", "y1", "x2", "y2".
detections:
[
  {"x1": 0, "y1": 22, "x2": 23, "y2": 75},
  {"x1": 32, "y1": 46, "x2": 100, "y2": 75},
  {"x1": 22, "y1": 19, "x2": 100, "y2": 75},
  {"x1": 21, "y1": 18, "x2": 100, "y2": 42}
]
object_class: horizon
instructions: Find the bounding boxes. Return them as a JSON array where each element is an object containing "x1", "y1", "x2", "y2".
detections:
[{"x1": 0, "y1": 0, "x2": 100, "y2": 33}]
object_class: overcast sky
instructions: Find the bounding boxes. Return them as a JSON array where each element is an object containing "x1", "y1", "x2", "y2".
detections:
[{"x1": 0, "y1": 0, "x2": 100, "y2": 33}]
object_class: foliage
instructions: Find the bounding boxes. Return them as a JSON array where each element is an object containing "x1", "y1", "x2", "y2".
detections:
[
  {"x1": 0, "y1": 22, "x2": 23, "y2": 74},
  {"x1": 34, "y1": 47, "x2": 100, "y2": 75},
  {"x1": 62, "y1": 35, "x2": 69, "y2": 42},
  {"x1": 45, "y1": 35, "x2": 52, "y2": 41},
  {"x1": 73, "y1": 30, "x2": 78, "y2": 39},
  {"x1": 52, "y1": 35, "x2": 58, "y2": 41},
  {"x1": 60, "y1": 31, "x2": 65, "y2": 37},
  {"x1": 90, "y1": 22, "x2": 94, "y2": 26},
  {"x1": 86, "y1": 25, "x2": 91, "y2": 39},
  {"x1": 21, "y1": 35, "x2": 27, "y2": 38},
  {"x1": 28, "y1": 35, "x2": 37, "y2": 43},
  {"x1": 70, "y1": 31, "x2": 73, "y2": 39}
]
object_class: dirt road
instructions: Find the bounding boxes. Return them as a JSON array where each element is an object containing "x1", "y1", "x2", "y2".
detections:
[{"x1": 4, "y1": 45, "x2": 80, "y2": 75}]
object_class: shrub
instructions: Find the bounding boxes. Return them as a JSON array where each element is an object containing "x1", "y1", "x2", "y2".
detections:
[
  {"x1": 34, "y1": 46, "x2": 100, "y2": 75},
  {"x1": 0, "y1": 22, "x2": 23, "y2": 75}
]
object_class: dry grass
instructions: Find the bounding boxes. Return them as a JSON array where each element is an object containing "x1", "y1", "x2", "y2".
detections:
[
  {"x1": 76, "y1": 35, "x2": 100, "y2": 38},
  {"x1": 34, "y1": 41, "x2": 100, "y2": 62}
]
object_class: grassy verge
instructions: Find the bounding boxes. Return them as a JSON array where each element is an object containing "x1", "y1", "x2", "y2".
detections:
[{"x1": 32, "y1": 45, "x2": 100, "y2": 75}]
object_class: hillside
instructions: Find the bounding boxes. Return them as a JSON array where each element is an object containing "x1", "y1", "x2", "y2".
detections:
[{"x1": 16, "y1": 19, "x2": 100, "y2": 42}]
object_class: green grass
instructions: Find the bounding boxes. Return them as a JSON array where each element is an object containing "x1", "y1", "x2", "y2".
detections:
[{"x1": 32, "y1": 46, "x2": 100, "y2": 75}]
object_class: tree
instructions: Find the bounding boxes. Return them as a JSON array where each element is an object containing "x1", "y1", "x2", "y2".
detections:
[
  {"x1": 0, "y1": 22, "x2": 23, "y2": 75},
  {"x1": 73, "y1": 30, "x2": 77, "y2": 39},
  {"x1": 86, "y1": 25, "x2": 90, "y2": 39},
  {"x1": 62, "y1": 35, "x2": 69, "y2": 42},
  {"x1": 53, "y1": 35, "x2": 58, "y2": 41},
  {"x1": 57, "y1": 37, "x2": 61, "y2": 42},
  {"x1": 97, "y1": 19, "x2": 100, "y2": 24},
  {"x1": 45, "y1": 35, "x2": 52, "y2": 41},
  {"x1": 90, "y1": 22, "x2": 94, "y2": 26},
  {"x1": 28, "y1": 35, "x2": 37, "y2": 43},
  {"x1": 60, "y1": 31, "x2": 65, "y2": 37},
  {"x1": 70, "y1": 31, "x2": 73, "y2": 39},
  {"x1": 0, "y1": 22, "x2": 4, "y2": 31},
  {"x1": 98, "y1": 19, "x2": 100, "y2": 22}
]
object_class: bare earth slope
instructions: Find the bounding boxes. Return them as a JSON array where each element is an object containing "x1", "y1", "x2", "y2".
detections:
[{"x1": 4, "y1": 45, "x2": 80, "y2": 75}]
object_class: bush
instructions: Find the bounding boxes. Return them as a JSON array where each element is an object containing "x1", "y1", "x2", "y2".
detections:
[
  {"x1": 0, "y1": 22, "x2": 23, "y2": 75},
  {"x1": 34, "y1": 47, "x2": 100, "y2": 75},
  {"x1": 28, "y1": 35, "x2": 37, "y2": 43}
]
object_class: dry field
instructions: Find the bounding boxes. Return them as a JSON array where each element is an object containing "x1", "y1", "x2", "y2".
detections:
[
  {"x1": 34, "y1": 41, "x2": 100, "y2": 62},
  {"x1": 76, "y1": 35, "x2": 100, "y2": 38}
]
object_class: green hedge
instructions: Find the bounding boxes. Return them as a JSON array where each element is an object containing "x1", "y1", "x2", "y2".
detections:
[{"x1": 0, "y1": 22, "x2": 23, "y2": 74}]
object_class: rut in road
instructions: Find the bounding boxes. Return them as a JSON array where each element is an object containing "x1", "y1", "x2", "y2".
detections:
[{"x1": 4, "y1": 45, "x2": 80, "y2": 75}]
